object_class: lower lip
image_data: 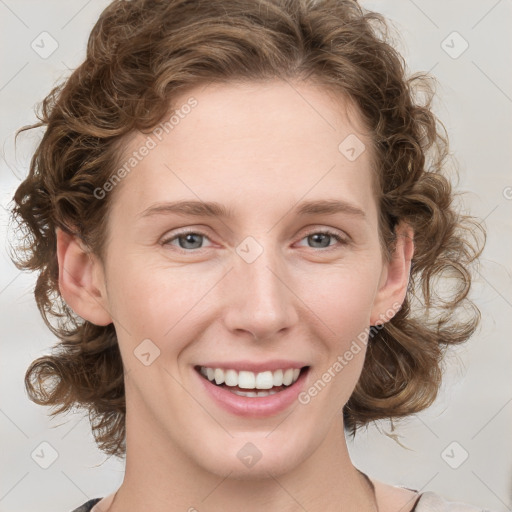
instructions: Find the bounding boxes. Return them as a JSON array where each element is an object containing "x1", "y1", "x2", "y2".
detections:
[{"x1": 195, "y1": 367, "x2": 310, "y2": 418}]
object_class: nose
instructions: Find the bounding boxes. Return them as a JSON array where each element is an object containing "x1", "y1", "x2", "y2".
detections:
[{"x1": 221, "y1": 244, "x2": 299, "y2": 340}]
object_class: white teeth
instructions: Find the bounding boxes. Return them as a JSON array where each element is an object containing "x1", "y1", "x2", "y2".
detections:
[
  {"x1": 214, "y1": 368, "x2": 225, "y2": 385},
  {"x1": 238, "y1": 370, "x2": 256, "y2": 389},
  {"x1": 199, "y1": 366, "x2": 304, "y2": 389},
  {"x1": 255, "y1": 371, "x2": 274, "y2": 389},
  {"x1": 230, "y1": 389, "x2": 279, "y2": 397},
  {"x1": 282, "y1": 369, "x2": 293, "y2": 386},
  {"x1": 233, "y1": 390, "x2": 258, "y2": 397},
  {"x1": 224, "y1": 369, "x2": 238, "y2": 387},
  {"x1": 273, "y1": 369, "x2": 283, "y2": 386}
]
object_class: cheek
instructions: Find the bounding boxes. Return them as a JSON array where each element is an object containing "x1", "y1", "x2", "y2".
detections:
[
  {"x1": 105, "y1": 245, "x2": 382, "y2": 356},
  {"x1": 298, "y1": 271, "x2": 377, "y2": 406},
  {"x1": 105, "y1": 256, "x2": 215, "y2": 350},
  {"x1": 296, "y1": 262, "x2": 381, "y2": 331}
]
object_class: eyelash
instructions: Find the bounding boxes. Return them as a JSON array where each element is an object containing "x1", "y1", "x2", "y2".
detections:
[{"x1": 161, "y1": 228, "x2": 349, "y2": 252}]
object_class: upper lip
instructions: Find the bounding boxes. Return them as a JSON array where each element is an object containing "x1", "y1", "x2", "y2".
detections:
[{"x1": 195, "y1": 360, "x2": 310, "y2": 372}]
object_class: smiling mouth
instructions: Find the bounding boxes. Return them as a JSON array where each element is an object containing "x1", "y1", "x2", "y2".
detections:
[{"x1": 194, "y1": 365, "x2": 310, "y2": 397}]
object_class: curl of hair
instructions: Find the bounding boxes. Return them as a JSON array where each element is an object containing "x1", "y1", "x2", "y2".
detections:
[{"x1": 9, "y1": 0, "x2": 485, "y2": 457}]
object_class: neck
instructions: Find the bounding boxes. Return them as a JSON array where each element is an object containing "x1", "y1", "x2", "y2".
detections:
[{"x1": 109, "y1": 404, "x2": 377, "y2": 512}]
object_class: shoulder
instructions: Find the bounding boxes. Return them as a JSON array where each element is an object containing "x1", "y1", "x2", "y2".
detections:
[
  {"x1": 370, "y1": 477, "x2": 496, "y2": 512},
  {"x1": 371, "y1": 477, "x2": 422, "y2": 512},
  {"x1": 69, "y1": 498, "x2": 103, "y2": 512},
  {"x1": 414, "y1": 491, "x2": 497, "y2": 512}
]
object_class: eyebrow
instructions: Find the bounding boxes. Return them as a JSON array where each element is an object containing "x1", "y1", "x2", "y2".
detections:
[{"x1": 137, "y1": 199, "x2": 366, "y2": 220}]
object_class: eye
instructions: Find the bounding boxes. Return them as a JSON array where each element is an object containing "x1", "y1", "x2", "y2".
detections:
[
  {"x1": 161, "y1": 228, "x2": 349, "y2": 252},
  {"x1": 161, "y1": 230, "x2": 213, "y2": 251},
  {"x1": 297, "y1": 230, "x2": 348, "y2": 250}
]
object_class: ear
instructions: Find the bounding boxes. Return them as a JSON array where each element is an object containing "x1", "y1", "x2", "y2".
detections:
[
  {"x1": 55, "y1": 227, "x2": 113, "y2": 326},
  {"x1": 370, "y1": 221, "x2": 414, "y2": 326}
]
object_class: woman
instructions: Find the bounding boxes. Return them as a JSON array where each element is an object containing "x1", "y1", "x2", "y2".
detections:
[{"x1": 10, "y1": 0, "x2": 490, "y2": 510}]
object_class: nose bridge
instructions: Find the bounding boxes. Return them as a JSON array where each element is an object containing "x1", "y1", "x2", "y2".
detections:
[{"x1": 223, "y1": 236, "x2": 297, "y2": 338}]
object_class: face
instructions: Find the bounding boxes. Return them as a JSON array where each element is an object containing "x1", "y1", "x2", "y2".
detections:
[{"x1": 80, "y1": 80, "x2": 403, "y2": 478}]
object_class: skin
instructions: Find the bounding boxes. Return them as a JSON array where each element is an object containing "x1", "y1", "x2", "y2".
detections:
[{"x1": 57, "y1": 80, "x2": 417, "y2": 512}]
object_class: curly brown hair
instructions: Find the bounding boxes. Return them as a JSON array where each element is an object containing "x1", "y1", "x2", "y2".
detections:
[{"x1": 9, "y1": 0, "x2": 485, "y2": 458}]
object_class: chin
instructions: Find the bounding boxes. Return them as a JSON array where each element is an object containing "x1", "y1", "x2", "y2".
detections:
[{"x1": 192, "y1": 435, "x2": 310, "y2": 481}]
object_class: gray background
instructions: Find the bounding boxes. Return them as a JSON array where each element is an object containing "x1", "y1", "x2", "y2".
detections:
[{"x1": 0, "y1": 1, "x2": 510, "y2": 511}]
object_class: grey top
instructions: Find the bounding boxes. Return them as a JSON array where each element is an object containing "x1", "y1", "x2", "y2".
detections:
[
  {"x1": 414, "y1": 491, "x2": 493, "y2": 511},
  {"x1": 70, "y1": 492, "x2": 495, "y2": 511}
]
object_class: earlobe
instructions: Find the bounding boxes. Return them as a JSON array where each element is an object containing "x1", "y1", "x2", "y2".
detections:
[
  {"x1": 370, "y1": 222, "x2": 414, "y2": 326},
  {"x1": 55, "y1": 227, "x2": 113, "y2": 326}
]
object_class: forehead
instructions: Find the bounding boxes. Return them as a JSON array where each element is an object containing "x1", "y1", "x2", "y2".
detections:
[{"x1": 109, "y1": 79, "x2": 376, "y2": 221}]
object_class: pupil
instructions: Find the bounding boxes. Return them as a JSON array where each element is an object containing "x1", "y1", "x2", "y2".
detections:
[
  {"x1": 310, "y1": 233, "x2": 329, "y2": 248},
  {"x1": 180, "y1": 233, "x2": 202, "y2": 249}
]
